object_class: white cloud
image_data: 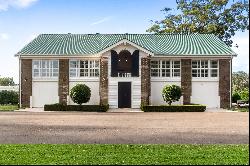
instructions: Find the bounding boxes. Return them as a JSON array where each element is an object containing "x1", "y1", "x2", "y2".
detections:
[
  {"x1": 231, "y1": 33, "x2": 249, "y2": 72},
  {"x1": 0, "y1": 0, "x2": 38, "y2": 11},
  {"x1": 90, "y1": 17, "x2": 113, "y2": 26},
  {"x1": 0, "y1": 33, "x2": 9, "y2": 40}
]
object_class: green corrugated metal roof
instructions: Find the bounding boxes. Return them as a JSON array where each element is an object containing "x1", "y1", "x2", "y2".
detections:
[{"x1": 16, "y1": 33, "x2": 236, "y2": 56}]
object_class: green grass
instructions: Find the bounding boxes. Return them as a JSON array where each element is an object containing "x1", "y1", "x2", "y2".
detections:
[
  {"x1": 0, "y1": 105, "x2": 18, "y2": 111},
  {"x1": 231, "y1": 107, "x2": 249, "y2": 112},
  {"x1": 0, "y1": 145, "x2": 248, "y2": 165}
]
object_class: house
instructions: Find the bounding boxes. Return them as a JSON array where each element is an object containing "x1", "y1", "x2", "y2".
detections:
[{"x1": 16, "y1": 33, "x2": 236, "y2": 109}]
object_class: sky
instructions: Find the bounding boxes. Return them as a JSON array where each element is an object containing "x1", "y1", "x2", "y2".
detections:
[{"x1": 0, "y1": 0, "x2": 249, "y2": 83}]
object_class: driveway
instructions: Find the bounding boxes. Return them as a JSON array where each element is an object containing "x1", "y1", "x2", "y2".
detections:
[{"x1": 0, "y1": 111, "x2": 248, "y2": 144}]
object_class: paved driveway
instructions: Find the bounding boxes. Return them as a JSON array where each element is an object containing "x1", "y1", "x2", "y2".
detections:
[{"x1": 0, "y1": 111, "x2": 248, "y2": 144}]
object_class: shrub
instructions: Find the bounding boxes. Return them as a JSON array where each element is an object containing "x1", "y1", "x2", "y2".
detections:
[
  {"x1": 70, "y1": 84, "x2": 91, "y2": 105},
  {"x1": 0, "y1": 90, "x2": 19, "y2": 105},
  {"x1": 162, "y1": 85, "x2": 182, "y2": 105},
  {"x1": 141, "y1": 105, "x2": 206, "y2": 112},
  {"x1": 240, "y1": 89, "x2": 249, "y2": 101},
  {"x1": 44, "y1": 104, "x2": 109, "y2": 112},
  {"x1": 232, "y1": 92, "x2": 241, "y2": 103}
]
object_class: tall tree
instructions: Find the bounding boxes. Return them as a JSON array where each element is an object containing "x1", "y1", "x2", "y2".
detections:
[
  {"x1": 147, "y1": 0, "x2": 249, "y2": 46},
  {"x1": 232, "y1": 71, "x2": 249, "y2": 92},
  {"x1": 0, "y1": 77, "x2": 15, "y2": 86}
]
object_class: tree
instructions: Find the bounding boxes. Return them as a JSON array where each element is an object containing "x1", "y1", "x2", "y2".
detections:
[
  {"x1": 0, "y1": 77, "x2": 15, "y2": 86},
  {"x1": 240, "y1": 88, "x2": 249, "y2": 101},
  {"x1": 162, "y1": 84, "x2": 182, "y2": 105},
  {"x1": 232, "y1": 71, "x2": 249, "y2": 93},
  {"x1": 70, "y1": 84, "x2": 91, "y2": 105},
  {"x1": 147, "y1": 0, "x2": 249, "y2": 46}
]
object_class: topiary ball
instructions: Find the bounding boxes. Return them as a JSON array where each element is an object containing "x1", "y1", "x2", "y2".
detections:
[{"x1": 70, "y1": 84, "x2": 91, "y2": 105}]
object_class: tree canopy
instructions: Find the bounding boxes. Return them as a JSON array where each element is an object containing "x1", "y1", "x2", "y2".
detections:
[
  {"x1": 147, "y1": 0, "x2": 249, "y2": 47},
  {"x1": 232, "y1": 71, "x2": 249, "y2": 93},
  {"x1": 0, "y1": 77, "x2": 15, "y2": 86}
]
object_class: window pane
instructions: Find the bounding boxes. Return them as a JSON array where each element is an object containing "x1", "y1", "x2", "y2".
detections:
[
  {"x1": 211, "y1": 69, "x2": 218, "y2": 77},
  {"x1": 211, "y1": 60, "x2": 218, "y2": 68},
  {"x1": 173, "y1": 69, "x2": 180, "y2": 77},
  {"x1": 151, "y1": 61, "x2": 159, "y2": 68},
  {"x1": 33, "y1": 61, "x2": 39, "y2": 69},
  {"x1": 201, "y1": 61, "x2": 208, "y2": 68},
  {"x1": 80, "y1": 61, "x2": 88, "y2": 68},
  {"x1": 151, "y1": 69, "x2": 159, "y2": 77},
  {"x1": 192, "y1": 61, "x2": 198, "y2": 68},
  {"x1": 52, "y1": 60, "x2": 58, "y2": 68},
  {"x1": 192, "y1": 69, "x2": 200, "y2": 77},
  {"x1": 70, "y1": 69, "x2": 77, "y2": 77},
  {"x1": 70, "y1": 61, "x2": 78, "y2": 68},
  {"x1": 95, "y1": 69, "x2": 99, "y2": 77},
  {"x1": 162, "y1": 69, "x2": 170, "y2": 77},
  {"x1": 173, "y1": 61, "x2": 180, "y2": 68},
  {"x1": 95, "y1": 61, "x2": 99, "y2": 67}
]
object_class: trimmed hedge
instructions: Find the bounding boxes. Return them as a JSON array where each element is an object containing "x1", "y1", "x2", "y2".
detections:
[
  {"x1": 141, "y1": 105, "x2": 206, "y2": 112},
  {"x1": 44, "y1": 104, "x2": 109, "y2": 112}
]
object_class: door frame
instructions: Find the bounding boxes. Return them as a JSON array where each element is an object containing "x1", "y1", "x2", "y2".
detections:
[{"x1": 118, "y1": 81, "x2": 132, "y2": 108}]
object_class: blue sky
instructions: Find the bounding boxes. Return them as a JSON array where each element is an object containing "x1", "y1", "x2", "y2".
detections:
[{"x1": 0, "y1": 0, "x2": 249, "y2": 83}]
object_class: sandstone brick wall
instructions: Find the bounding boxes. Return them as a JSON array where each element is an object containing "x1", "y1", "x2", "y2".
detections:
[
  {"x1": 141, "y1": 57, "x2": 151, "y2": 105},
  {"x1": 59, "y1": 59, "x2": 69, "y2": 105},
  {"x1": 181, "y1": 59, "x2": 192, "y2": 104},
  {"x1": 219, "y1": 59, "x2": 231, "y2": 108},
  {"x1": 21, "y1": 59, "x2": 32, "y2": 108},
  {"x1": 100, "y1": 57, "x2": 109, "y2": 105}
]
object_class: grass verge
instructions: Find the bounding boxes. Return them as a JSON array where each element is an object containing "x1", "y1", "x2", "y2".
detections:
[
  {"x1": 0, "y1": 105, "x2": 18, "y2": 111},
  {"x1": 0, "y1": 144, "x2": 248, "y2": 165}
]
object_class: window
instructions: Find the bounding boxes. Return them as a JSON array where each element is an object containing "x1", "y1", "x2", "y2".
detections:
[
  {"x1": 151, "y1": 61, "x2": 160, "y2": 77},
  {"x1": 151, "y1": 60, "x2": 181, "y2": 78},
  {"x1": 32, "y1": 60, "x2": 59, "y2": 78},
  {"x1": 192, "y1": 60, "x2": 218, "y2": 78},
  {"x1": 69, "y1": 60, "x2": 100, "y2": 77}
]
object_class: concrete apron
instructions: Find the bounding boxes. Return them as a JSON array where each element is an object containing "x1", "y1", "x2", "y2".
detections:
[{"x1": 107, "y1": 108, "x2": 143, "y2": 113}]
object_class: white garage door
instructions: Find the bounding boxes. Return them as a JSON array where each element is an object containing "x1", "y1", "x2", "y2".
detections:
[
  {"x1": 191, "y1": 81, "x2": 220, "y2": 108},
  {"x1": 32, "y1": 81, "x2": 59, "y2": 107}
]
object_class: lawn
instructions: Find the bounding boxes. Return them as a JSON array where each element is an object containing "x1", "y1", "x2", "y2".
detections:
[
  {"x1": 0, "y1": 144, "x2": 248, "y2": 165},
  {"x1": 0, "y1": 105, "x2": 18, "y2": 111}
]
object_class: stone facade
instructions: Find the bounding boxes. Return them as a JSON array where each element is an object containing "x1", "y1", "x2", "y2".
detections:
[
  {"x1": 59, "y1": 59, "x2": 69, "y2": 105},
  {"x1": 21, "y1": 59, "x2": 32, "y2": 108},
  {"x1": 181, "y1": 59, "x2": 192, "y2": 104},
  {"x1": 141, "y1": 57, "x2": 151, "y2": 105},
  {"x1": 100, "y1": 57, "x2": 109, "y2": 105},
  {"x1": 219, "y1": 59, "x2": 231, "y2": 108}
]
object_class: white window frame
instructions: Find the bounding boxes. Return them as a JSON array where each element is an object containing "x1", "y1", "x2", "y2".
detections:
[
  {"x1": 192, "y1": 60, "x2": 219, "y2": 79},
  {"x1": 32, "y1": 60, "x2": 59, "y2": 79},
  {"x1": 151, "y1": 60, "x2": 181, "y2": 78},
  {"x1": 69, "y1": 60, "x2": 100, "y2": 78}
]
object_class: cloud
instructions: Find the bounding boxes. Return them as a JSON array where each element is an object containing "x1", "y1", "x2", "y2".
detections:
[
  {"x1": 0, "y1": 33, "x2": 9, "y2": 40},
  {"x1": 0, "y1": 0, "x2": 38, "y2": 11},
  {"x1": 231, "y1": 33, "x2": 249, "y2": 72},
  {"x1": 90, "y1": 17, "x2": 113, "y2": 26}
]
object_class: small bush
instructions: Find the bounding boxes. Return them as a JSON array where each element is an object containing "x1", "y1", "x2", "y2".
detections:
[
  {"x1": 70, "y1": 84, "x2": 91, "y2": 105},
  {"x1": 240, "y1": 89, "x2": 249, "y2": 101},
  {"x1": 162, "y1": 85, "x2": 182, "y2": 105},
  {"x1": 0, "y1": 90, "x2": 19, "y2": 105},
  {"x1": 141, "y1": 105, "x2": 206, "y2": 112},
  {"x1": 232, "y1": 92, "x2": 241, "y2": 103},
  {"x1": 44, "y1": 104, "x2": 109, "y2": 112}
]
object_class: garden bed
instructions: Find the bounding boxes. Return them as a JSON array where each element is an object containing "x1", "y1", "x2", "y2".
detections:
[
  {"x1": 141, "y1": 105, "x2": 206, "y2": 112},
  {"x1": 44, "y1": 104, "x2": 109, "y2": 112}
]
